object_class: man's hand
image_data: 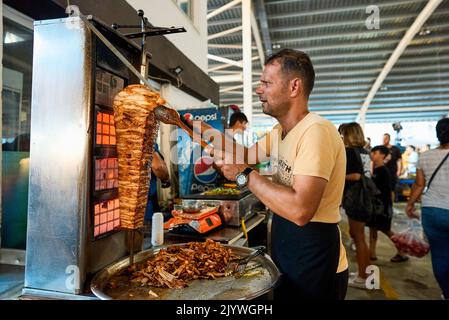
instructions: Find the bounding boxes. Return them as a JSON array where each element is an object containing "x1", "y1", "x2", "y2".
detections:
[{"x1": 207, "y1": 147, "x2": 247, "y2": 181}]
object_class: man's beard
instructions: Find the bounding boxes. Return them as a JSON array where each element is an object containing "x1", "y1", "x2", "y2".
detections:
[{"x1": 262, "y1": 103, "x2": 273, "y2": 116}]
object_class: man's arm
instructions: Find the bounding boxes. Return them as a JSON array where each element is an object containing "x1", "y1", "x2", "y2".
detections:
[
  {"x1": 406, "y1": 168, "x2": 425, "y2": 218},
  {"x1": 248, "y1": 172, "x2": 327, "y2": 226},
  {"x1": 346, "y1": 173, "x2": 361, "y2": 181},
  {"x1": 396, "y1": 157, "x2": 403, "y2": 177},
  {"x1": 216, "y1": 157, "x2": 327, "y2": 226}
]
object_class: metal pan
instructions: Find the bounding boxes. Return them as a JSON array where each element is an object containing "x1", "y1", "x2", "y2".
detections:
[{"x1": 90, "y1": 244, "x2": 280, "y2": 300}]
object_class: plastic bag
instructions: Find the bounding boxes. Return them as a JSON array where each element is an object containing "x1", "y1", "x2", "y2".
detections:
[{"x1": 390, "y1": 219, "x2": 430, "y2": 258}]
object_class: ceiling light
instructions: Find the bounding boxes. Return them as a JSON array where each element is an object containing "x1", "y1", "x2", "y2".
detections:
[
  {"x1": 170, "y1": 66, "x2": 183, "y2": 76},
  {"x1": 419, "y1": 28, "x2": 431, "y2": 36},
  {"x1": 4, "y1": 32, "x2": 25, "y2": 44}
]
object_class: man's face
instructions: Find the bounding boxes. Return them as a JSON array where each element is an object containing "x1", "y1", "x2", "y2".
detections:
[
  {"x1": 234, "y1": 120, "x2": 247, "y2": 133},
  {"x1": 370, "y1": 150, "x2": 385, "y2": 163},
  {"x1": 383, "y1": 135, "x2": 390, "y2": 145},
  {"x1": 255, "y1": 62, "x2": 290, "y2": 117}
]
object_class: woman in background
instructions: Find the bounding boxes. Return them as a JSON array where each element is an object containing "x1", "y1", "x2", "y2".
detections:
[
  {"x1": 406, "y1": 118, "x2": 449, "y2": 300},
  {"x1": 339, "y1": 123, "x2": 372, "y2": 289}
]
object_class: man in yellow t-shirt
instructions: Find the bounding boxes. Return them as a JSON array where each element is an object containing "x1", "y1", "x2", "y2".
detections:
[{"x1": 212, "y1": 49, "x2": 348, "y2": 300}]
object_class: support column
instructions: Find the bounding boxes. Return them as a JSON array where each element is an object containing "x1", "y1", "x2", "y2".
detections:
[{"x1": 242, "y1": 0, "x2": 252, "y2": 123}]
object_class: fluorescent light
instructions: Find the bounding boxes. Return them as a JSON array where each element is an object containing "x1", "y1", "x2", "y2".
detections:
[{"x1": 4, "y1": 31, "x2": 25, "y2": 44}]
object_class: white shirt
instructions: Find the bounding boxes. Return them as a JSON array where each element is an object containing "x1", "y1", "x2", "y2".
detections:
[{"x1": 418, "y1": 149, "x2": 449, "y2": 210}]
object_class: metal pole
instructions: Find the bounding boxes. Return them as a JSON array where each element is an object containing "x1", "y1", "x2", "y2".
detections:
[{"x1": 242, "y1": 0, "x2": 253, "y2": 123}]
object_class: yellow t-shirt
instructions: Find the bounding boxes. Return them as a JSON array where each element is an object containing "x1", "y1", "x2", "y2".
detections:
[{"x1": 259, "y1": 112, "x2": 348, "y2": 272}]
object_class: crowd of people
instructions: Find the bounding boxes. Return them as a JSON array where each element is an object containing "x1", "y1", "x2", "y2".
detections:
[{"x1": 339, "y1": 119, "x2": 449, "y2": 299}]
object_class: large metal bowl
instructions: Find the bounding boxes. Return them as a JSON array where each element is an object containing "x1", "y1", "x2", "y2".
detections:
[{"x1": 90, "y1": 244, "x2": 280, "y2": 300}]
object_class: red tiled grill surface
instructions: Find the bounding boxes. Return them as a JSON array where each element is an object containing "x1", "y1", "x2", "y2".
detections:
[
  {"x1": 94, "y1": 199, "x2": 120, "y2": 237},
  {"x1": 96, "y1": 111, "x2": 116, "y2": 146},
  {"x1": 95, "y1": 158, "x2": 118, "y2": 191}
]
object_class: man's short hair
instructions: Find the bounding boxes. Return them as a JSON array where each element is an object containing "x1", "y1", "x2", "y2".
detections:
[
  {"x1": 436, "y1": 117, "x2": 449, "y2": 145},
  {"x1": 265, "y1": 49, "x2": 315, "y2": 98},
  {"x1": 229, "y1": 112, "x2": 248, "y2": 128},
  {"x1": 371, "y1": 145, "x2": 390, "y2": 157},
  {"x1": 384, "y1": 133, "x2": 391, "y2": 138}
]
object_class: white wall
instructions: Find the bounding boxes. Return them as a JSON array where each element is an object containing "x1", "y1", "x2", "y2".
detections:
[
  {"x1": 126, "y1": 0, "x2": 208, "y2": 72},
  {"x1": 364, "y1": 121, "x2": 439, "y2": 148}
]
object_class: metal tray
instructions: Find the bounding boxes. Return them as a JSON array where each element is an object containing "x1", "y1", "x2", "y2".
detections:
[{"x1": 90, "y1": 244, "x2": 280, "y2": 300}]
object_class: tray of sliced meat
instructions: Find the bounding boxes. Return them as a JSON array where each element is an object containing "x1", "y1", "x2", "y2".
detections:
[{"x1": 90, "y1": 240, "x2": 280, "y2": 300}]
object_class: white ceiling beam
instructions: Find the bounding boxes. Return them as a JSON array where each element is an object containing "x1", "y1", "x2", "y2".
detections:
[
  {"x1": 208, "y1": 54, "x2": 243, "y2": 67},
  {"x1": 357, "y1": 0, "x2": 443, "y2": 124},
  {"x1": 212, "y1": 73, "x2": 243, "y2": 83},
  {"x1": 220, "y1": 81, "x2": 259, "y2": 93},
  {"x1": 208, "y1": 43, "x2": 257, "y2": 50},
  {"x1": 208, "y1": 56, "x2": 259, "y2": 72},
  {"x1": 208, "y1": 26, "x2": 243, "y2": 41},
  {"x1": 207, "y1": 0, "x2": 242, "y2": 20},
  {"x1": 221, "y1": 91, "x2": 244, "y2": 95},
  {"x1": 210, "y1": 70, "x2": 262, "y2": 75}
]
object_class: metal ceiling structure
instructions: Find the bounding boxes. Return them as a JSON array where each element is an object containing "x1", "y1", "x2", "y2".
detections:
[{"x1": 207, "y1": 0, "x2": 449, "y2": 126}]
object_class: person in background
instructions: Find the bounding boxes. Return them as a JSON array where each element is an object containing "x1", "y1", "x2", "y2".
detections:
[
  {"x1": 365, "y1": 137, "x2": 372, "y2": 152},
  {"x1": 368, "y1": 146, "x2": 409, "y2": 263},
  {"x1": 144, "y1": 143, "x2": 171, "y2": 221},
  {"x1": 383, "y1": 133, "x2": 403, "y2": 201},
  {"x1": 406, "y1": 118, "x2": 449, "y2": 300},
  {"x1": 406, "y1": 145, "x2": 419, "y2": 176},
  {"x1": 339, "y1": 122, "x2": 371, "y2": 289},
  {"x1": 228, "y1": 111, "x2": 248, "y2": 137},
  {"x1": 418, "y1": 144, "x2": 431, "y2": 154}
]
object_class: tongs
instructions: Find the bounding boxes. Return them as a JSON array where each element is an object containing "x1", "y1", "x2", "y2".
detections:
[{"x1": 226, "y1": 246, "x2": 266, "y2": 278}]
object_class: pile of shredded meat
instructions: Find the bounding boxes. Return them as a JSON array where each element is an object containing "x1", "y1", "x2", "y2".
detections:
[{"x1": 130, "y1": 239, "x2": 239, "y2": 289}]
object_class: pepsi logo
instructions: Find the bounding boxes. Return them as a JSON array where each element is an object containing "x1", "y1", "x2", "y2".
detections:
[
  {"x1": 193, "y1": 156, "x2": 217, "y2": 184},
  {"x1": 182, "y1": 113, "x2": 217, "y2": 122},
  {"x1": 183, "y1": 113, "x2": 193, "y2": 121}
]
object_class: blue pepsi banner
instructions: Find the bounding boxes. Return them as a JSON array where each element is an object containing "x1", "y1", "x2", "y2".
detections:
[{"x1": 177, "y1": 107, "x2": 225, "y2": 196}]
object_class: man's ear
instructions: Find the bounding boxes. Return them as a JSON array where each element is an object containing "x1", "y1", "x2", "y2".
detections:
[{"x1": 290, "y1": 78, "x2": 302, "y2": 98}]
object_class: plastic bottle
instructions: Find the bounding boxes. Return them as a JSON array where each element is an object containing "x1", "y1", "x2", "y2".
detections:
[{"x1": 151, "y1": 212, "x2": 164, "y2": 247}]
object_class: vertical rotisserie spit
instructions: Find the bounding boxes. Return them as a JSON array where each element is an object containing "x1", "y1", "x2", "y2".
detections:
[{"x1": 113, "y1": 84, "x2": 165, "y2": 230}]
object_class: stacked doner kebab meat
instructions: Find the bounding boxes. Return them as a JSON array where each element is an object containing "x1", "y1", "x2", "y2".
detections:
[{"x1": 113, "y1": 84, "x2": 165, "y2": 229}]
